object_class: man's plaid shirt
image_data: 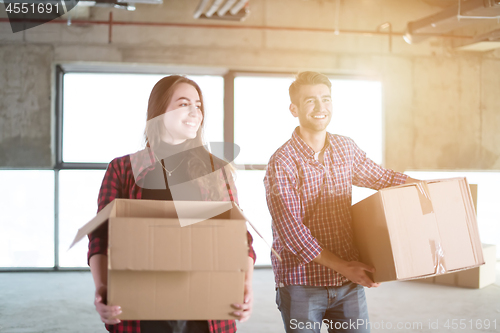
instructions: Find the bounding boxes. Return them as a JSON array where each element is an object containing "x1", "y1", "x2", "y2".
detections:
[
  {"x1": 88, "y1": 147, "x2": 256, "y2": 333},
  {"x1": 264, "y1": 128, "x2": 407, "y2": 287}
]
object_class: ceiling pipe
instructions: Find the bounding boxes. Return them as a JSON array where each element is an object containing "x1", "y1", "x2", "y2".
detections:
[
  {"x1": 205, "y1": 0, "x2": 225, "y2": 17},
  {"x1": 218, "y1": 0, "x2": 237, "y2": 16},
  {"x1": 0, "y1": 17, "x2": 474, "y2": 41},
  {"x1": 334, "y1": 0, "x2": 341, "y2": 35},
  {"x1": 229, "y1": 0, "x2": 247, "y2": 15},
  {"x1": 193, "y1": 0, "x2": 210, "y2": 19},
  {"x1": 377, "y1": 22, "x2": 393, "y2": 52},
  {"x1": 405, "y1": 0, "x2": 500, "y2": 44},
  {"x1": 108, "y1": 11, "x2": 113, "y2": 43},
  {"x1": 457, "y1": 0, "x2": 500, "y2": 20}
]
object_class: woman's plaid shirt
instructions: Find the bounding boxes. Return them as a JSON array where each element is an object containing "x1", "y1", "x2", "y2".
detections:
[
  {"x1": 264, "y1": 129, "x2": 407, "y2": 287},
  {"x1": 88, "y1": 148, "x2": 256, "y2": 333}
]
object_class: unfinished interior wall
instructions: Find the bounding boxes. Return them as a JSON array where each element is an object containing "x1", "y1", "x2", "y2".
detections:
[
  {"x1": 0, "y1": 45, "x2": 53, "y2": 167},
  {"x1": 0, "y1": 0, "x2": 499, "y2": 171}
]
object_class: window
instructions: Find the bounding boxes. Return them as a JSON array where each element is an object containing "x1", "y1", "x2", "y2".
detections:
[
  {"x1": 59, "y1": 71, "x2": 224, "y2": 268},
  {"x1": 63, "y1": 73, "x2": 224, "y2": 164},
  {"x1": 232, "y1": 74, "x2": 384, "y2": 266},
  {"x1": 1, "y1": 69, "x2": 384, "y2": 270},
  {"x1": 0, "y1": 171, "x2": 54, "y2": 267},
  {"x1": 58, "y1": 170, "x2": 106, "y2": 267},
  {"x1": 0, "y1": 68, "x2": 224, "y2": 270}
]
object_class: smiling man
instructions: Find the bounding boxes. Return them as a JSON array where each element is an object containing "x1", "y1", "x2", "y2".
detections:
[{"x1": 264, "y1": 71, "x2": 415, "y2": 333}]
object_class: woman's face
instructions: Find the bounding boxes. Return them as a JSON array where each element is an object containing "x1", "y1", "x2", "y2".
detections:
[{"x1": 161, "y1": 82, "x2": 203, "y2": 145}]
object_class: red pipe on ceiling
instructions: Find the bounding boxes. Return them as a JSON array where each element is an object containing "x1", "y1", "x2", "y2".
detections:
[{"x1": 0, "y1": 17, "x2": 473, "y2": 40}]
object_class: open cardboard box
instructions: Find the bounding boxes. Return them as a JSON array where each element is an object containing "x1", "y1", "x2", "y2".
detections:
[
  {"x1": 351, "y1": 177, "x2": 484, "y2": 283},
  {"x1": 70, "y1": 199, "x2": 249, "y2": 320}
]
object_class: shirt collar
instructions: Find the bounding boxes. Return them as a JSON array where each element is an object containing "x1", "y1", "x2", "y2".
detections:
[
  {"x1": 130, "y1": 147, "x2": 156, "y2": 182},
  {"x1": 291, "y1": 127, "x2": 330, "y2": 160}
]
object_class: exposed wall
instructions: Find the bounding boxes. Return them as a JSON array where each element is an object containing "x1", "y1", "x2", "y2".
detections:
[
  {"x1": 0, "y1": 44, "x2": 53, "y2": 167},
  {"x1": 1, "y1": 0, "x2": 499, "y2": 170}
]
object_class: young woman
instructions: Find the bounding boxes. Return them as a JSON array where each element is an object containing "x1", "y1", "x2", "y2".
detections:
[{"x1": 88, "y1": 75, "x2": 255, "y2": 333}]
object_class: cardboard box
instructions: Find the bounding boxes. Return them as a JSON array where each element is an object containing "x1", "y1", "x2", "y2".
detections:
[
  {"x1": 424, "y1": 244, "x2": 496, "y2": 288},
  {"x1": 415, "y1": 188, "x2": 496, "y2": 289},
  {"x1": 70, "y1": 199, "x2": 249, "y2": 320},
  {"x1": 351, "y1": 177, "x2": 484, "y2": 283}
]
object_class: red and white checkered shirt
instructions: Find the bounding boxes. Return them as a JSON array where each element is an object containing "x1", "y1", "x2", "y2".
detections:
[{"x1": 264, "y1": 128, "x2": 407, "y2": 287}]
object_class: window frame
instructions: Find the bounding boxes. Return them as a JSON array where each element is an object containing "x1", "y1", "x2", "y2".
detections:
[
  {"x1": 1, "y1": 66, "x2": 383, "y2": 271},
  {"x1": 226, "y1": 70, "x2": 384, "y2": 171}
]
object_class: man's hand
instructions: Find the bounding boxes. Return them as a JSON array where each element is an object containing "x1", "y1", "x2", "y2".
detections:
[
  {"x1": 336, "y1": 261, "x2": 380, "y2": 288},
  {"x1": 94, "y1": 286, "x2": 122, "y2": 325},
  {"x1": 405, "y1": 177, "x2": 420, "y2": 184},
  {"x1": 313, "y1": 249, "x2": 380, "y2": 288}
]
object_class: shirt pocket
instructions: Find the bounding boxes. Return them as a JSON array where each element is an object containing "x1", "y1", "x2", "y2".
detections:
[{"x1": 327, "y1": 163, "x2": 352, "y2": 196}]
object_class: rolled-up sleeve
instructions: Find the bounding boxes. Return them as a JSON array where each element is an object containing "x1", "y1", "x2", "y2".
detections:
[
  {"x1": 265, "y1": 159, "x2": 322, "y2": 265},
  {"x1": 351, "y1": 139, "x2": 407, "y2": 189}
]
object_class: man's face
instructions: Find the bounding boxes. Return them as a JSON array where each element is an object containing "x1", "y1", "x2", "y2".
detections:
[{"x1": 290, "y1": 84, "x2": 332, "y2": 133}]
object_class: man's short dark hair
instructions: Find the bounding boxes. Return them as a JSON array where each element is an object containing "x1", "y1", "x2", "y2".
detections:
[{"x1": 289, "y1": 71, "x2": 332, "y2": 105}]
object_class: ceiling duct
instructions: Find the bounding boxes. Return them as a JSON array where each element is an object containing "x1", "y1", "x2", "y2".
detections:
[
  {"x1": 456, "y1": 28, "x2": 500, "y2": 50},
  {"x1": 76, "y1": 0, "x2": 161, "y2": 11},
  {"x1": 405, "y1": 0, "x2": 500, "y2": 44},
  {"x1": 193, "y1": 0, "x2": 249, "y2": 21},
  {"x1": 116, "y1": 0, "x2": 161, "y2": 4}
]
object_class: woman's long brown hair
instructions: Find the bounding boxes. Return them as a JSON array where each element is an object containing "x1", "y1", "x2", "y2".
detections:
[{"x1": 144, "y1": 75, "x2": 231, "y2": 201}]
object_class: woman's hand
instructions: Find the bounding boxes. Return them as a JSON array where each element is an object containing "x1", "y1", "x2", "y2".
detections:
[
  {"x1": 94, "y1": 285, "x2": 122, "y2": 325},
  {"x1": 231, "y1": 257, "x2": 254, "y2": 322},
  {"x1": 231, "y1": 280, "x2": 253, "y2": 322},
  {"x1": 90, "y1": 255, "x2": 121, "y2": 325}
]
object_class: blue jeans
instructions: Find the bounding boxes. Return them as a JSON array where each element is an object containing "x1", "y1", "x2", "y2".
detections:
[{"x1": 276, "y1": 283, "x2": 371, "y2": 333}]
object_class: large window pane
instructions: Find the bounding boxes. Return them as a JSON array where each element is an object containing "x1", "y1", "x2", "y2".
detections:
[
  {"x1": 329, "y1": 80, "x2": 383, "y2": 164},
  {"x1": 63, "y1": 73, "x2": 152, "y2": 163},
  {"x1": 234, "y1": 76, "x2": 297, "y2": 165},
  {"x1": 0, "y1": 171, "x2": 54, "y2": 267},
  {"x1": 189, "y1": 75, "x2": 224, "y2": 145},
  {"x1": 234, "y1": 76, "x2": 383, "y2": 165},
  {"x1": 63, "y1": 74, "x2": 223, "y2": 163},
  {"x1": 59, "y1": 170, "x2": 106, "y2": 267},
  {"x1": 234, "y1": 169, "x2": 273, "y2": 266}
]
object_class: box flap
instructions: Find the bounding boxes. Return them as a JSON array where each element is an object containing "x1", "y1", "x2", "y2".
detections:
[
  {"x1": 172, "y1": 200, "x2": 233, "y2": 227},
  {"x1": 230, "y1": 201, "x2": 282, "y2": 261},
  {"x1": 69, "y1": 200, "x2": 117, "y2": 249},
  {"x1": 380, "y1": 186, "x2": 440, "y2": 279},
  {"x1": 113, "y1": 199, "x2": 234, "y2": 227},
  {"x1": 108, "y1": 216, "x2": 248, "y2": 272},
  {"x1": 427, "y1": 178, "x2": 483, "y2": 270},
  {"x1": 380, "y1": 180, "x2": 434, "y2": 215},
  {"x1": 114, "y1": 199, "x2": 178, "y2": 218}
]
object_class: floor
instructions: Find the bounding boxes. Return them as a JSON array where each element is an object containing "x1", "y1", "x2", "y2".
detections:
[{"x1": 0, "y1": 267, "x2": 499, "y2": 333}]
